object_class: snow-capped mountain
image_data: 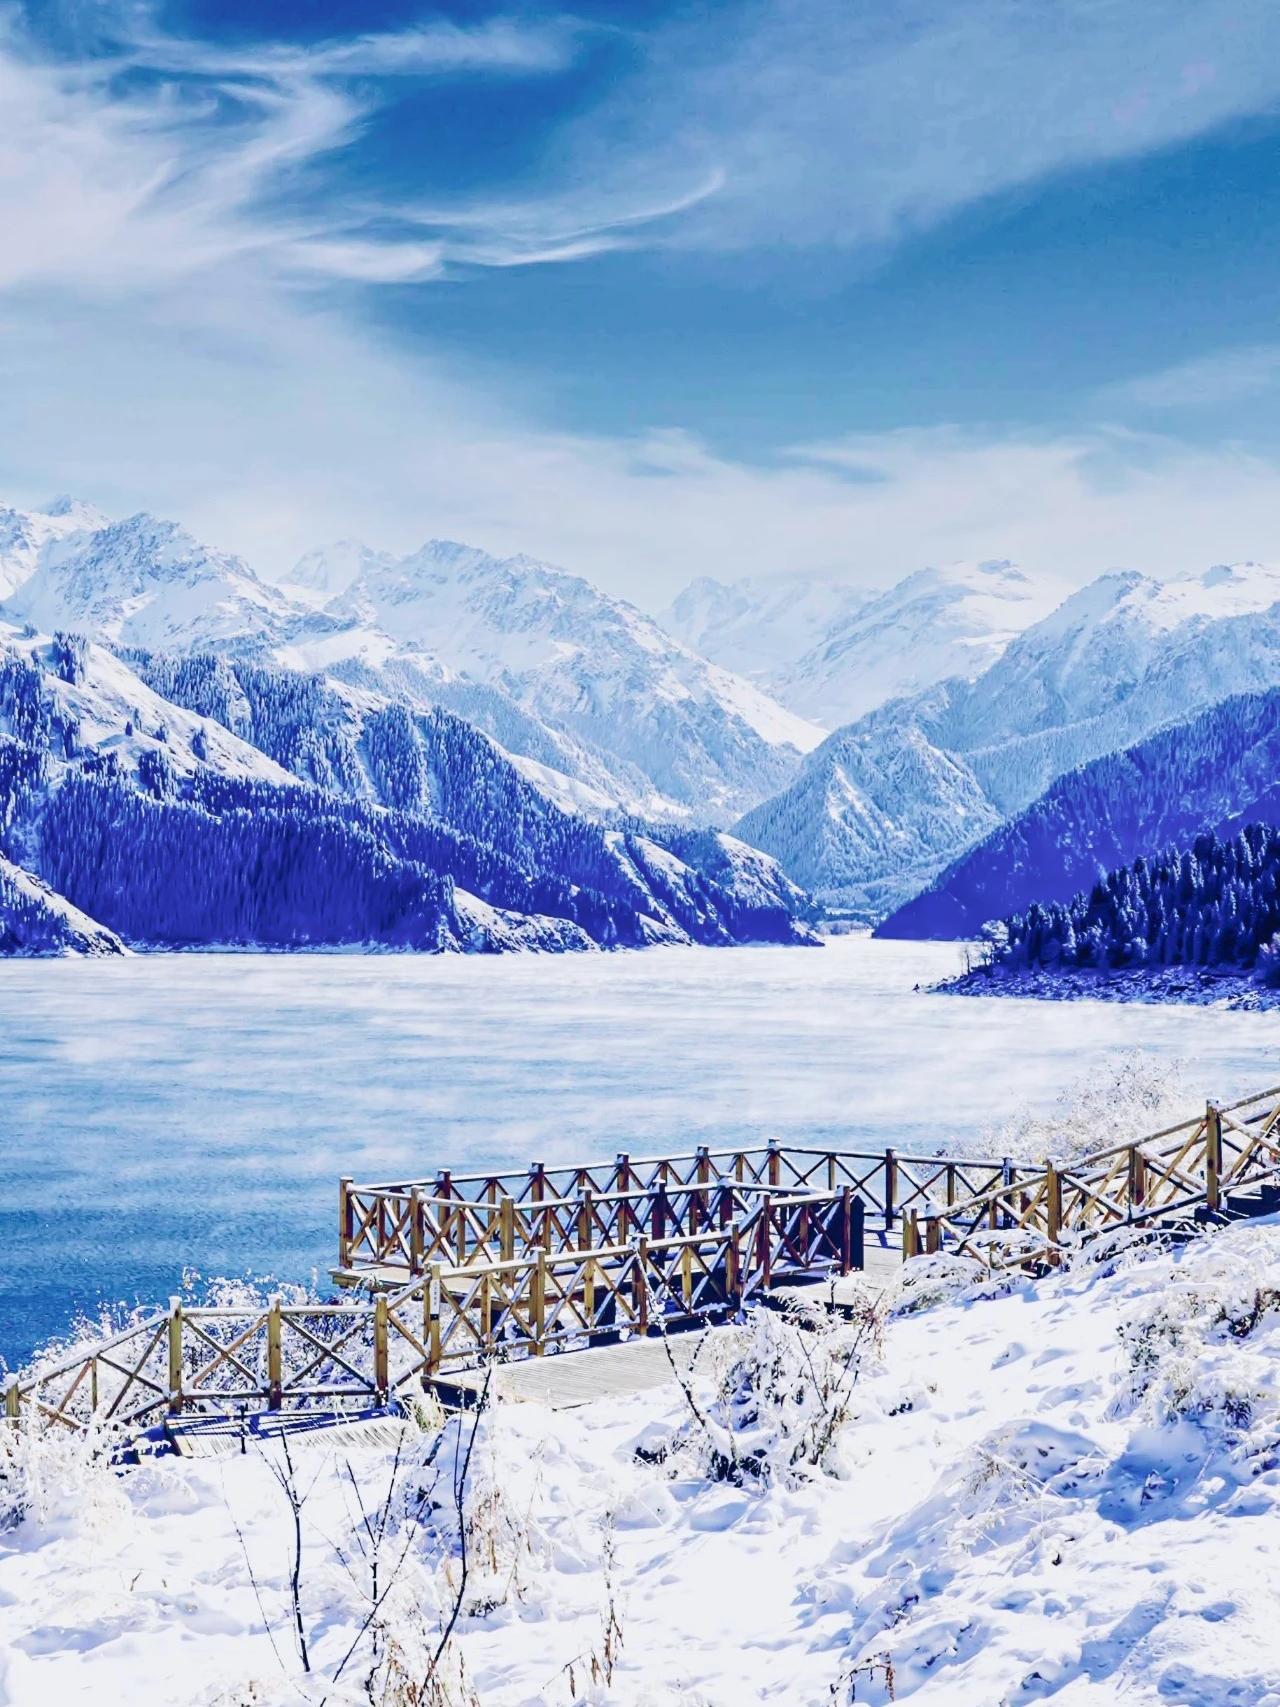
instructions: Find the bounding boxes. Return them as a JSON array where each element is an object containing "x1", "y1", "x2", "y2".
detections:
[
  {"x1": 319, "y1": 538, "x2": 824, "y2": 820},
  {"x1": 286, "y1": 539, "x2": 395, "y2": 604},
  {"x1": 661, "y1": 558, "x2": 1060, "y2": 728},
  {"x1": 2, "y1": 512, "x2": 309, "y2": 653},
  {"x1": 733, "y1": 690, "x2": 1003, "y2": 916},
  {"x1": 770, "y1": 559, "x2": 1062, "y2": 727},
  {"x1": 0, "y1": 497, "x2": 109, "y2": 601},
  {"x1": 0, "y1": 623, "x2": 817, "y2": 955},
  {"x1": 660, "y1": 572, "x2": 873, "y2": 689},
  {"x1": 879, "y1": 685, "x2": 1280, "y2": 939},
  {"x1": 736, "y1": 560, "x2": 1280, "y2": 918}
]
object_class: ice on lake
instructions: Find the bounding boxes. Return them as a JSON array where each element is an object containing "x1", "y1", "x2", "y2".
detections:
[{"x1": 3, "y1": 935, "x2": 1280, "y2": 1364}]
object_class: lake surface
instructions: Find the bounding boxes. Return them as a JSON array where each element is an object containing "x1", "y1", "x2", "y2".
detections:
[{"x1": 4, "y1": 937, "x2": 1280, "y2": 1367}]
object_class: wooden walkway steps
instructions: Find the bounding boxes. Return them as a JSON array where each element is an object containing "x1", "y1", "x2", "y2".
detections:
[
  {"x1": 434, "y1": 1325, "x2": 736, "y2": 1411},
  {"x1": 161, "y1": 1409, "x2": 412, "y2": 1460}
]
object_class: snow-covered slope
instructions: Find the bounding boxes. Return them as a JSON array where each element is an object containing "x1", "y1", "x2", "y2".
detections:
[
  {"x1": 2, "y1": 513, "x2": 309, "y2": 653},
  {"x1": 772, "y1": 558, "x2": 1062, "y2": 726},
  {"x1": 879, "y1": 685, "x2": 1280, "y2": 939},
  {"x1": 734, "y1": 688, "x2": 1003, "y2": 916},
  {"x1": 322, "y1": 538, "x2": 824, "y2": 820},
  {"x1": 9, "y1": 1216, "x2": 1280, "y2": 1702},
  {"x1": 0, "y1": 854, "x2": 125, "y2": 957},
  {"x1": 740, "y1": 561, "x2": 1280, "y2": 919},
  {"x1": 660, "y1": 571, "x2": 873, "y2": 688},
  {"x1": 0, "y1": 497, "x2": 109, "y2": 601}
]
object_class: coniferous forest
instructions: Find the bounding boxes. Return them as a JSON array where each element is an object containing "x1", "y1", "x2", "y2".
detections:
[{"x1": 981, "y1": 824, "x2": 1280, "y2": 981}]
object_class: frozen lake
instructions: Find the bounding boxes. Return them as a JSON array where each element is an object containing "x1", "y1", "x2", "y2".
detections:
[{"x1": 4, "y1": 936, "x2": 1280, "y2": 1366}]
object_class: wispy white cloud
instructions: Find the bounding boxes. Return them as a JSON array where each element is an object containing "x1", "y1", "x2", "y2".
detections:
[
  {"x1": 0, "y1": 5, "x2": 581, "y2": 292},
  {"x1": 1099, "y1": 344, "x2": 1280, "y2": 410},
  {"x1": 433, "y1": 0, "x2": 1280, "y2": 261}
]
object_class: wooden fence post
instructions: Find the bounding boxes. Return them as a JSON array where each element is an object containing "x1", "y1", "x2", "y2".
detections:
[
  {"x1": 926, "y1": 1214, "x2": 941, "y2": 1256},
  {"x1": 727, "y1": 1225, "x2": 741, "y2": 1308},
  {"x1": 168, "y1": 1296, "x2": 184, "y2": 1416},
  {"x1": 3, "y1": 1377, "x2": 18, "y2": 1423},
  {"x1": 374, "y1": 1293, "x2": 389, "y2": 1401},
  {"x1": 338, "y1": 1177, "x2": 354, "y2": 1269},
  {"x1": 760, "y1": 1195, "x2": 773, "y2": 1288},
  {"x1": 767, "y1": 1140, "x2": 781, "y2": 1189},
  {"x1": 531, "y1": 1249, "x2": 547, "y2": 1354},
  {"x1": 1128, "y1": 1146, "x2": 1147, "y2": 1217},
  {"x1": 681, "y1": 1242, "x2": 693, "y2": 1309},
  {"x1": 426, "y1": 1264, "x2": 442, "y2": 1376},
  {"x1": 1206, "y1": 1102, "x2": 1223, "y2": 1213},
  {"x1": 266, "y1": 1295, "x2": 283, "y2": 1410},
  {"x1": 635, "y1": 1235, "x2": 650, "y2": 1333},
  {"x1": 851, "y1": 1194, "x2": 865, "y2": 1272},
  {"x1": 530, "y1": 1162, "x2": 546, "y2": 1205},
  {"x1": 1045, "y1": 1164, "x2": 1062, "y2": 1259},
  {"x1": 884, "y1": 1148, "x2": 897, "y2": 1230},
  {"x1": 578, "y1": 1189, "x2": 593, "y2": 1252},
  {"x1": 500, "y1": 1195, "x2": 516, "y2": 1262},
  {"x1": 409, "y1": 1188, "x2": 424, "y2": 1274},
  {"x1": 840, "y1": 1185, "x2": 854, "y2": 1273}
]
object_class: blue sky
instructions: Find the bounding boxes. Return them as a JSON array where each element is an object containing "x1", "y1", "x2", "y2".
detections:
[{"x1": 7, "y1": 0, "x2": 1280, "y2": 600}]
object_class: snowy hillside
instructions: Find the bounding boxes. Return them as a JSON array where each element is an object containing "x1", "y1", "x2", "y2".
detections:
[
  {"x1": 738, "y1": 561, "x2": 1280, "y2": 920},
  {"x1": 735, "y1": 691, "x2": 1003, "y2": 916},
  {"x1": 0, "y1": 855, "x2": 125, "y2": 956},
  {"x1": 8, "y1": 1220, "x2": 1280, "y2": 1702},
  {"x1": 881, "y1": 687, "x2": 1280, "y2": 939},
  {"x1": 0, "y1": 627, "x2": 817, "y2": 956}
]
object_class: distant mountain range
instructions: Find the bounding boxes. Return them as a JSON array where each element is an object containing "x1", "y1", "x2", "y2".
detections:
[
  {"x1": 738, "y1": 561, "x2": 1280, "y2": 918},
  {"x1": 10, "y1": 492, "x2": 1280, "y2": 952}
]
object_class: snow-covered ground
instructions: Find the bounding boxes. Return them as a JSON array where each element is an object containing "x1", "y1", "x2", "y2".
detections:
[{"x1": 7, "y1": 1219, "x2": 1280, "y2": 1705}]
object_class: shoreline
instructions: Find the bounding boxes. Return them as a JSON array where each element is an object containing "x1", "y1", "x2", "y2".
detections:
[{"x1": 938, "y1": 962, "x2": 1280, "y2": 1011}]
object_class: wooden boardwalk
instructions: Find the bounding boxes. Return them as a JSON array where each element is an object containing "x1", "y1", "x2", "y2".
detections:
[{"x1": 8, "y1": 1085, "x2": 1280, "y2": 1438}]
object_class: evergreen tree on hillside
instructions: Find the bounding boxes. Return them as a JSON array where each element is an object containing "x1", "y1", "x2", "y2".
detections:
[{"x1": 983, "y1": 823, "x2": 1280, "y2": 978}]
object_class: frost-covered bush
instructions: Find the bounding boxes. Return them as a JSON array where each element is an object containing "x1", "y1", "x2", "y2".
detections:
[
  {"x1": 980, "y1": 1048, "x2": 1193, "y2": 1166},
  {"x1": 665, "y1": 1301, "x2": 883, "y2": 1486},
  {"x1": 1115, "y1": 1238, "x2": 1280, "y2": 1440},
  {"x1": 0, "y1": 1416, "x2": 127, "y2": 1533}
]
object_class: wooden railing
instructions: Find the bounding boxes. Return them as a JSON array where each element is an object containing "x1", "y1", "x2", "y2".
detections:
[
  {"x1": 903, "y1": 1084, "x2": 1280, "y2": 1273},
  {"x1": 3, "y1": 1199, "x2": 866, "y2": 1435},
  {"x1": 339, "y1": 1145, "x2": 1022, "y2": 1277}
]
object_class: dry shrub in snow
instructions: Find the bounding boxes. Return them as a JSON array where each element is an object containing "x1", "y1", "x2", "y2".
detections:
[{"x1": 664, "y1": 1298, "x2": 883, "y2": 1486}]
